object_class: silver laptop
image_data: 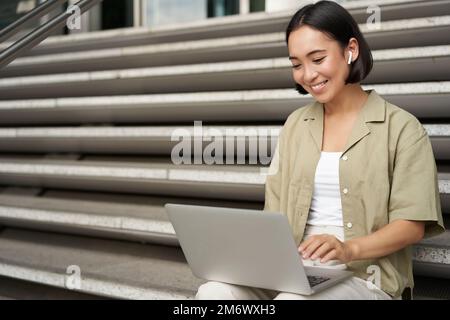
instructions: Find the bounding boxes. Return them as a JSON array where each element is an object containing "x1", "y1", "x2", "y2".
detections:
[{"x1": 165, "y1": 203, "x2": 353, "y2": 295}]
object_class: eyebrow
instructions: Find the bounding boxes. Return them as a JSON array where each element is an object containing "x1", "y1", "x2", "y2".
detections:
[{"x1": 289, "y1": 49, "x2": 327, "y2": 60}]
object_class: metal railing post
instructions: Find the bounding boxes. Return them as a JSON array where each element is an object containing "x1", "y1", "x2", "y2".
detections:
[
  {"x1": 0, "y1": 0, "x2": 68, "y2": 43},
  {"x1": 0, "y1": 0, "x2": 103, "y2": 70}
]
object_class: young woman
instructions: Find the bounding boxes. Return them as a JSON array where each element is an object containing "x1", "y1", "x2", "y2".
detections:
[{"x1": 195, "y1": 0, "x2": 444, "y2": 300}]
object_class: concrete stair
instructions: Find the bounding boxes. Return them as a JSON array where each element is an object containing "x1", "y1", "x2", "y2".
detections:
[
  {"x1": 0, "y1": 227, "x2": 204, "y2": 299},
  {"x1": 0, "y1": 45, "x2": 449, "y2": 99},
  {"x1": 0, "y1": 0, "x2": 449, "y2": 299},
  {"x1": 0, "y1": 275, "x2": 104, "y2": 300},
  {"x1": 0, "y1": 82, "x2": 448, "y2": 124},
  {"x1": 1, "y1": 0, "x2": 449, "y2": 55},
  {"x1": 0, "y1": 15, "x2": 449, "y2": 77}
]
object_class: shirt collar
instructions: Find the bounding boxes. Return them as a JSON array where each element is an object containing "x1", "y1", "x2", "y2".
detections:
[
  {"x1": 302, "y1": 89, "x2": 387, "y2": 154},
  {"x1": 303, "y1": 89, "x2": 386, "y2": 123}
]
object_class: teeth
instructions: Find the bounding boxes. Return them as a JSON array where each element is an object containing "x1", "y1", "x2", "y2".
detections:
[
  {"x1": 312, "y1": 81, "x2": 326, "y2": 88},
  {"x1": 312, "y1": 81, "x2": 327, "y2": 89}
]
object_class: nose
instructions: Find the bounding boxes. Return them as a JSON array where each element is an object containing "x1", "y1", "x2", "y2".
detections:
[{"x1": 303, "y1": 64, "x2": 318, "y2": 85}]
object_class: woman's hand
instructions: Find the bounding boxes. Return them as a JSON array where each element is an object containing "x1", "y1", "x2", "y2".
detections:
[{"x1": 298, "y1": 234, "x2": 356, "y2": 264}]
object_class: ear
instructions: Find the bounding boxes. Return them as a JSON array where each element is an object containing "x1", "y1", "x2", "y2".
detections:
[{"x1": 347, "y1": 37, "x2": 360, "y2": 61}]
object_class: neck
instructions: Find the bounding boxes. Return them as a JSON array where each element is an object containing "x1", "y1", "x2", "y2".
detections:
[{"x1": 324, "y1": 84, "x2": 369, "y2": 116}]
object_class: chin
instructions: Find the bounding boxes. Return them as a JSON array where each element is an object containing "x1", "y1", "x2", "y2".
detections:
[
  {"x1": 314, "y1": 90, "x2": 334, "y2": 104},
  {"x1": 313, "y1": 95, "x2": 329, "y2": 104}
]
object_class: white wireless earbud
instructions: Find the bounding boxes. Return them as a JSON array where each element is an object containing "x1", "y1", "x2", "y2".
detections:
[{"x1": 347, "y1": 51, "x2": 353, "y2": 65}]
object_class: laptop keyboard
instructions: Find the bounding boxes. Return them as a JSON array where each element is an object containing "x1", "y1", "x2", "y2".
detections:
[{"x1": 307, "y1": 275, "x2": 330, "y2": 287}]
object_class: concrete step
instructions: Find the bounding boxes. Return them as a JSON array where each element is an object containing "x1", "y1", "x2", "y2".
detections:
[
  {"x1": 0, "y1": 124, "x2": 447, "y2": 160},
  {"x1": 0, "y1": 157, "x2": 265, "y2": 201},
  {"x1": 0, "y1": 45, "x2": 448, "y2": 100},
  {"x1": 2, "y1": 0, "x2": 447, "y2": 57},
  {"x1": 0, "y1": 189, "x2": 446, "y2": 250},
  {"x1": 0, "y1": 82, "x2": 448, "y2": 124},
  {"x1": 414, "y1": 229, "x2": 450, "y2": 279},
  {"x1": 0, "y1": 275, "x2": 105, "y2": 299},
  {"x1": 0, "y1": 209, "x2": 447, "y2": 300},
  {"x1": 412, "y1": 276, "x2": 450, "y2": 299},
  {"x1": 0, "y1": 124, "x2": 280, "y2": 156},
  {"x1": 0, "y1": 157, "x2": 448, "y2": 208},
  {"x1": 0, "y1": 189, "x2": 261, "y2": 244},
  {"x1": 4, "y1": 274, "x2": 446, "y2": 300},
  {"x1": 0, "y1": 227, "x2": 204, "y2": 299},
  {"x1": 425, "y1": 125, "x2": 450, "y2": 159},
  {"x1": 2, "y1": 15, "x2": 450, "y2": 77}
]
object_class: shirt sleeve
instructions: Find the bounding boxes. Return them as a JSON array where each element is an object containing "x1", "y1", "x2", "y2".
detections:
[
  {"x1": 388, "y1": 127, "x2": 445, "y2": 239},
  {"x1": 263, "y1": 128, "x2": 283, "y2": 213}
]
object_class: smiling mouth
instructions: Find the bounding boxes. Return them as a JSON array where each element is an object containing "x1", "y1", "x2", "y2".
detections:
[{"x1": 310, "y1": 80, "x2": 328, "y2": 91}]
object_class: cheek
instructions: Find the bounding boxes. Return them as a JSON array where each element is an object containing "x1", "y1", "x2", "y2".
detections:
[
  {"x1": 323, "y1": 59, "x2": 348, "y2": 79},
  {"x1": 291, "y1": 63, "x2": 334, "y2": 84},
  {"x1": 318, "y1": 60, "x2": 337, "y2": 77},
  {"x1": 292, "y1": 70, "x2": 303, "y2": 83}
]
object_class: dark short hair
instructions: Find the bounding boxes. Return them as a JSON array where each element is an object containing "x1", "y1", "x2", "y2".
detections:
[{"x1": 285, "y1": 0, "x2": 373, "y2": 95}]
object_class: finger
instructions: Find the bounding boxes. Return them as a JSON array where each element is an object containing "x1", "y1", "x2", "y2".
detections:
[
  {"x1": 320, "y1": 249, "x2": 338, "y2": 263},
  {"x1": 299, "y1": 233, "x2": 329, "y2": 252},
  {"x1": 310, "y1": 241, "x2": 332, "y2": 260},
  {"x1": 298, "y1": 235, "x2": 317, "y2": 252},
  {"x1": 302, "y1": 238, "x2": 326, "y2": 259}
]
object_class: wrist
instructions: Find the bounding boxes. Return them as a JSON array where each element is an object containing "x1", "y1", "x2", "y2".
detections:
[{"x1": 345, "y1": 239, "x2": 361, "y2": 262}]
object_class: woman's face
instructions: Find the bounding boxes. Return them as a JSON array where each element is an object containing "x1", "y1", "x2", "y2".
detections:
[{"x1": 287, "y1": 25, "x2": 355, "y2": 103}]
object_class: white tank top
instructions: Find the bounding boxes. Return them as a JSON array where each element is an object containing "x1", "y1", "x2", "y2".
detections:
[{"x1": 306, "y1": 151, "x2": 344, "y2": 227}]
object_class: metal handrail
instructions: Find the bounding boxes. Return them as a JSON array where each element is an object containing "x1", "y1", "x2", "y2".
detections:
[
  {"x1": 0, "y1": 0, "x2": 67, "y2": 43},
  {"x1": 0, "y1": 0, "x2": 103, "y2": 70}
]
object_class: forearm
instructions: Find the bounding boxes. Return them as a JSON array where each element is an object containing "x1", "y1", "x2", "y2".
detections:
[{"x1": 346, "y1": 219, "x2": 425, "y2": 261}]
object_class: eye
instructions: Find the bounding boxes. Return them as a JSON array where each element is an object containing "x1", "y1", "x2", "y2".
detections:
[
  {"x1": 313, "y1": 57, "x2": 325, "y2": 63},
  {"x1": 292, "y1": 64, "x2": 302, "y2": 69}
]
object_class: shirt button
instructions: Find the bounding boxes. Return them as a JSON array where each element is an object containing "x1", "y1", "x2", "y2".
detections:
[
  {"x1": 343, "y1": 188, "x2": 349, "y2": 194},
  {"x1": 342, "y1": 155, "x2": 348, "y2": 161},
  {"x1": 346, "y1": 222, "x2": 353, "y2": 229}
]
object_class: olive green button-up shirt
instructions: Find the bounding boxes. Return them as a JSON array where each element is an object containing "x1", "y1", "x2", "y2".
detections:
[{"x1": 263, "y1": 89, "x2": 445, "y2": 298}]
